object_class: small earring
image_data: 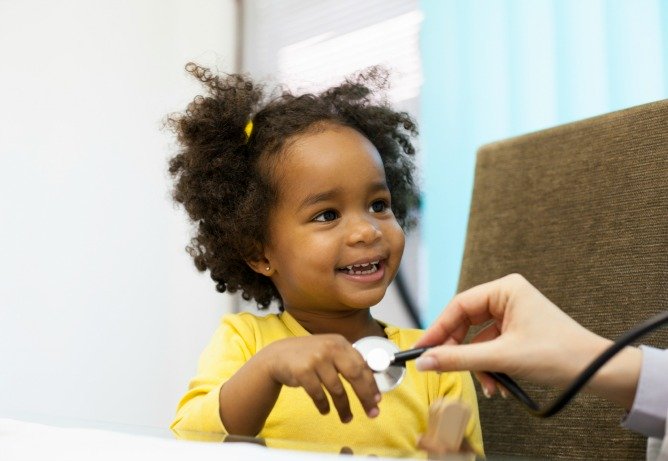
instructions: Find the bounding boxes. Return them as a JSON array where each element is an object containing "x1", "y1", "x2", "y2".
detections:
[{"x1": 265, "y1": 266, "x2": 270, "y2": 271}]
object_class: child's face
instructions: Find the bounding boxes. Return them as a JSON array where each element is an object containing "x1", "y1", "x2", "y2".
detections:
[{"x1": 262, "y1": 124, "x2": 405, "y2": 314}]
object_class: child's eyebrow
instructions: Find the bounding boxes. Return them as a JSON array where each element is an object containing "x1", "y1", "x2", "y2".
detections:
[
  {"x1": 298, "y1": 181, "x2": 389, "y2": 210},
  {"x1": 299, "y1": 189, "x2": 341, "y2": 210}
]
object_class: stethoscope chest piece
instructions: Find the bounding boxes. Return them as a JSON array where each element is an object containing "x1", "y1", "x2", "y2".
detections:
[{"x1": 352, "y1": 336, "x2": 405, "y2": 393}]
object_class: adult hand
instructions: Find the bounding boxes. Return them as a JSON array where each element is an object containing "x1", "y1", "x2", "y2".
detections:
[{"x1": 414, "y1": 274, "x2": 641, "y2": 409}]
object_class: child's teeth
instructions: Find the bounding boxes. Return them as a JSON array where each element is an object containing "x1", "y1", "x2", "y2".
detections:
[
  {"x1": 340, "y1": 261, "x2": 381, "y2": 275},
  {"x1": 344, "y1": 262, "x2": 379, "y2": 275}
]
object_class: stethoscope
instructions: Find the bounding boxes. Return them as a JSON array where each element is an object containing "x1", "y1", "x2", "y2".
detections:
[
  {"x1": 352, "y1": 337, "x2": 429, "y2": 392},
  {"x1": 354, "y1": 310, "x2": 668, "y2": 418},
  {"x1": 353, "y1": 337, "x2": 530, "y2": 398}
]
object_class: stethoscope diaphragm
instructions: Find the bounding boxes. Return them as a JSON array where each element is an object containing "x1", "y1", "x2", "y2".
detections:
[{"x1": 352, "y1": 336, "x2": 406, "y2": 393}]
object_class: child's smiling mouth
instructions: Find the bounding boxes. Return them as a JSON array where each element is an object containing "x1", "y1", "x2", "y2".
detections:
[
  {"x1": 338, "y1": 260, "x2": 381, "y2": 275},
  {"x1": 336, "y1": 259, "x2": 387, "y2": 283}
]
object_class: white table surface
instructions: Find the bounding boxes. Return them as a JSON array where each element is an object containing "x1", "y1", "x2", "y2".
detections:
[{"x1": 1, "y1": 417, "x2": 442, "y2": 461}]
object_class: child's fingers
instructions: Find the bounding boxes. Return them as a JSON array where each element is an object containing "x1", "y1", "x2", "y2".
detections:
[
  {"x1": 334, "y1": 351, "x2": 381, "y2": 419},
  {"x1": 316, "y1": 364, "x2": 354, "y2": 423},
  {"x1": 299, "y1": 374, "x2": 331, "y2": 416}
]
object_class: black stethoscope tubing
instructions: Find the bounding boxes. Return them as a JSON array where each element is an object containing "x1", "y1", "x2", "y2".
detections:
[
  {"x1": 394, "y1": 310, "x2": 668, "y2": 418},
  {"x1": 497, "y1": 309, "x2": 668, "y2": 417}
]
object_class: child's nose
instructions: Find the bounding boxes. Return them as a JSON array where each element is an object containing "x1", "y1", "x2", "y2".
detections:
[{"x1": 347, "y1": 216, "x2": 382, "y2": 245}]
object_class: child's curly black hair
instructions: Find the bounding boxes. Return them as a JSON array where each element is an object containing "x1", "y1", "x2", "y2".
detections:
[{"x1": 167, "y1": 63, "x2": 419, "y2": 309}]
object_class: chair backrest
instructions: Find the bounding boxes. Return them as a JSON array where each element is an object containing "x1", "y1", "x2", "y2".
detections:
[{"x1": 458, "y1": 100, "x2": 668, "y2": 460}]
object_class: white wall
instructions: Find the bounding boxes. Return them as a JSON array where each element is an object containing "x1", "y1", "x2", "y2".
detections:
[{"x1": 0, "y1": 0, "x2": 238, "y2": 428}]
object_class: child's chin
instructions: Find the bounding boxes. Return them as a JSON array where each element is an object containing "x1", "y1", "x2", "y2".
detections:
[{"x1": 345, "y1": 291, "x2": 387, "y2": 309}]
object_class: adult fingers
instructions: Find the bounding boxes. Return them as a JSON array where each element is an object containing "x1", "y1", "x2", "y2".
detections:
[
  {"x1": 415, "y1": 339, "x2": 502, "y2": 374},
  {"x1": 474, "y1": 371, "x2": 500, "y2": 398},
  {"x1": 468, "y1": 323, "x2": 504, "y2": 397},
  {"x1": 415, "y1": 277, "x2": 508, "y2": 348},
  {"x1": 469, "y1": 321, "x2": 501, "y2": 345}
]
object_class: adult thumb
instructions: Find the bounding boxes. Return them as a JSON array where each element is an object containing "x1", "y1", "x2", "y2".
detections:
[{"x1": 415, "y1": 342, "x2": 499, "y2": 373}]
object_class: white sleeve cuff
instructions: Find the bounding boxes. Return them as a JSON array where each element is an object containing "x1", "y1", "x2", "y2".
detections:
[{"x1": 621, "y1": 346, "x2": 668, "y2": 439}]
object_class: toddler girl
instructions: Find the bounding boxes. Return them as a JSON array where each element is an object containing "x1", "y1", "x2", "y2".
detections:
[{"x1": 168, "y1": 63, "x2": 483, "y2": 454}]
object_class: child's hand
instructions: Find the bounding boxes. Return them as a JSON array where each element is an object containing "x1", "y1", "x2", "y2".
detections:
[{"x1": 259, "y1": 335, "x2": 381, "y2": 423}]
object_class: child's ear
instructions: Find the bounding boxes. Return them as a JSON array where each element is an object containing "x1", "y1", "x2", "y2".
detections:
[
  {"x1": 245, "y1": 241, "x2": 274, "y2": 276},
  {"x1": 247, "y1": 256, "x2": 274, "y2": 276}
]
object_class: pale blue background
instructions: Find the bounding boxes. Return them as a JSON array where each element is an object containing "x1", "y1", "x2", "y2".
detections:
[{"x1": 420, "y1": 0, "x2": 668, "y2": 322}]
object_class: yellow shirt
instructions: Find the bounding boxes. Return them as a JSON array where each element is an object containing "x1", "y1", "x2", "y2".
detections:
[{"x1": 171, "y1": 312, "x2": 484, "y2": 455}]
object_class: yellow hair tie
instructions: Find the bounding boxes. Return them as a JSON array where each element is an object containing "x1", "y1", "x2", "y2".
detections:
[{"x1": 244, "y1": 120, "x2": 253, "y2": 140}]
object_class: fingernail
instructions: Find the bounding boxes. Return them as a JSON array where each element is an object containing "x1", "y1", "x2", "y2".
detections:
[
  {"x1": 500, "y1": 388, "x2": 509, "y2": 399},
  {"x1": 415, "y1": 356, "x2": 437, "y2": 371},
  {"x1": 375, "y1": 393, "x2": 382, "y2": 403},
  {"x1": 342, "y1": 414, "x2": 352, "y2": 423},
  {"x1": 482, "y1": 386, "x2": 491, "y2": 399},
  {"x1": 367, "y1": 407, "x2": 379, "y2": 418}
]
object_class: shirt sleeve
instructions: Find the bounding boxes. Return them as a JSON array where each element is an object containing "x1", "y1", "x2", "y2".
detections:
[
  {"x1": 621, "y1": 346, "x2": 668, "y2": 439},
  {"x1": 170, "y1": 315, "x2": 255, "y2": 434}
]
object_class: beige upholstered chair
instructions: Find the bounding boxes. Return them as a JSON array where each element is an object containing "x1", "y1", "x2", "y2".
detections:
[{"x1": 458, "y1": 100, "x2": 668, "y2": 460}]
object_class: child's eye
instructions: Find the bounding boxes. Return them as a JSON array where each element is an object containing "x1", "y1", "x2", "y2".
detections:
[
  {"x1": 313, "y1": 209, "x2": 339, "y2": 222},
  {"x1": 369, "y1": 200, "x2": 389, "y2": 213}
]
